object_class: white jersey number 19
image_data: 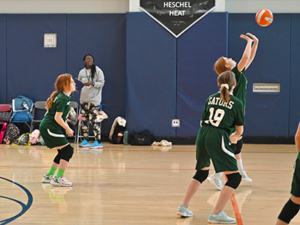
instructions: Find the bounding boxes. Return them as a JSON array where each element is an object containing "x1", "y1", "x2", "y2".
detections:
[{"x1": 208, "y1": 108, "x2": 225, "y2": 127}]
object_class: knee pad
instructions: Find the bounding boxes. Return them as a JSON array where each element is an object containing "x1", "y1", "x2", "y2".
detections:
[
  {"x1": 60, "y1": 144, "x2": 74, "y2": 162},
  {"x1": 278, "y1": 199, "x2": 300, "y2": 224},
  {"x1": 234, "y1": 139, "x2": 243, "y2": 155},
  {"x1": 193, "y1": 170, "x2": 209, "y2": 183},
  {"x1": 53, "y1": 149, "x2": 62, "y2": 164},
  {"x1": 225, "y1": 172, "x2": 242, "y2": 189}
]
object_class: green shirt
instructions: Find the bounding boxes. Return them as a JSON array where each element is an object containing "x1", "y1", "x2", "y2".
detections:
[
  {"x1": 232, "y1": 66, "x2": 247, "y2": 107},
  {"x1": 201, "y1": 92, "x2": 245, "y2": 134},
  {"x1": 40, "y1": 93, "x2": 71, "y2": 130}
]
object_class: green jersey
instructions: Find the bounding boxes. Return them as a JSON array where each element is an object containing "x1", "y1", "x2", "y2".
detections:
[
  {"x1": 201, "y1": 92, "x2": 245, "y2": 134},
  {"x1": 40, "y1": 93, "x2": 71, "y2": 130},
  {"x1": 232, "y1": 66, "x2": 247, "y2": 107}
]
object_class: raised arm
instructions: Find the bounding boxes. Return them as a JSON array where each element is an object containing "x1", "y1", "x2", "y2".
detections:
[
  {"x1": 237, "y1": 34, "x2": 253, "y2": 72},
  {"x1": 244, "y1": 33, "x2": 259, "y2": 71}
]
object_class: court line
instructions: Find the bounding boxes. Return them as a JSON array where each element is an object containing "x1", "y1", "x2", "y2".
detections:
[
  {"x1": 0, "y1": 165, "x2": 294, "y2": 172},
  {"x1": 0, "y1": 177, "x2": 33, "y2": 224},
  {"x1": 224, "y1": 174, "x2": 243, "y2": 225},
  {"x1": 231, "y1": 193, "x2": 243, "y2": 225}
]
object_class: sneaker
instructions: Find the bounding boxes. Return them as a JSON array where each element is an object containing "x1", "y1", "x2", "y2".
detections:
[
  {"x1": 50, "y1": 176, "x2": 73, "y2": 187},
  {"x1": 89, "y1": 141, "x2": 103, "y2": 149},
  {"x1": 207, "y1": 173, "x2": 224, "y2": 191},
  {"x1": 42, "y1": 174, "x2": 56, "y2": 183},
  {"x1": 208, "y1": 211, "x2": 236, "y2": 224},
  {"x1": 177, "y1": 204, "x2": 193, "y2": 217},
  {"x1": 240, "y1": 169, "x2": 252, "y2": 182},
  {"x1": 79, "y1": 140, "x2": 90, "y2": 148}
]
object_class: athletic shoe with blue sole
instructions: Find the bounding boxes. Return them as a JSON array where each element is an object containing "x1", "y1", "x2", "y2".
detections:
[{"x1": 79, "y1": 140, "x2": 90, "y2": 148}]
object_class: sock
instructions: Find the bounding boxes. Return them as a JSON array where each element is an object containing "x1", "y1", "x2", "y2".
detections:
[
  {"x1": 56, "y1": 169, "x2": 65, "y2": 178},
  {"x1": 237, "y1": 159, "x2": 244, "y2": 172},
  {"x1": 47, "y1": 166, "x2": 57, "y2": 176},
  {"x1": 214, "y1": 172, "x2": 223, "y2": 179}
]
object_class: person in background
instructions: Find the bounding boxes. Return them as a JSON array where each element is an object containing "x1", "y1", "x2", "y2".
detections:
[
  {"x1": 78, "y1": 54, "x2": 105, "y2": 149},
  {"x1": 40, "y1": 74, "x2": 76, "y2": 187}
]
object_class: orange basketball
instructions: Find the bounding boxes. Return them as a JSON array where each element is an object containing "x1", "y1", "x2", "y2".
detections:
[{"x1": 255, "y1": 9, "x2": 273, "y2": 27}]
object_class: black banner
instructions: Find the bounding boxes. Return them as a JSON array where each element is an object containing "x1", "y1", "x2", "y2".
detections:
[{"x1": 140, "y1": 0, "x2": 215, "y2": 38}]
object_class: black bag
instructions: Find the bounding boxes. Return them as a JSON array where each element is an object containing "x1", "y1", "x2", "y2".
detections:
[
  {"x1": 129, "y1": 131, "x2": 154, "y2": 146},
  {"x1": 111, "y1": 124, "x2": 126, "y2": 144},
  {"x1": 3, "y1": 123, "x2": 20, "y2": 144},
  {"x1": 0, "y1": 110, "x2": 12, "y2": 122}
]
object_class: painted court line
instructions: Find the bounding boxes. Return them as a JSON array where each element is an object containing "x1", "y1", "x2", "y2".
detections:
[{"x1": 0, "y1": 165, "x2": 294, "y2": 172}]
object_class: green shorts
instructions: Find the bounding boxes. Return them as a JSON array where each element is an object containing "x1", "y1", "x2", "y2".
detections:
[
  {"x1": 195, "y1": 125, "x2": 238, "y2": 173},
  {"x1": 291, "y1": 152, "x2": 300, "y2": 197},
  {"x1": 39, "y1": 123, "x2": 69, "y2": 149}
]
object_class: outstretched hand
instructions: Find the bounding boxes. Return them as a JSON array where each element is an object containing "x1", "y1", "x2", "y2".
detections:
[
  {"x1": 240, "y1": 34, "x2": 253, "y2": 43},
  {"x1": 246, "y1": 33, "x2": 259, "y2": 43}
]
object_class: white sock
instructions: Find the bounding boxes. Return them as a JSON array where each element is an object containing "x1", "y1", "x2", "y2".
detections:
[
  {"x1": 214, "y1": 172, "x2": 223, "y2": 179},
  {"x1": 237, "y1": 159, "x2": 244, "y2": 172}
]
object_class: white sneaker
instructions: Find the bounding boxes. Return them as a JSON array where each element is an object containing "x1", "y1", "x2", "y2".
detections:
[
  {"x1": 50, "y1": 176, "x2": 73, "y2": 187},
  {"x1": 177, "y1": 204, "x2": 193, "y2": 217},
  {"x1": 208, "y1": 210, "x2": 236, "y2": 224},
  {"x1": 240, "y1": 169, "x2": 252, "y2": 182},
  {"x1": 207, "y1": 173, "x2": 224, "y2": 191},
  {"x1": 42, "y1": 174, "x2": 56, "y2": 183}
]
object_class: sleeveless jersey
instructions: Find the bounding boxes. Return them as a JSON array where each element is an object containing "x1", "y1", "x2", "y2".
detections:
[
  {"x1": 232, "y1": 66, "x2": 247, "y2": 107},
  {"x1": 201, "y1": 92, "x2": 245, "y2": 134}
]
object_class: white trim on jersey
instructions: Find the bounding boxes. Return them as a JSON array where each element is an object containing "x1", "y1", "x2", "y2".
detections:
[
  {"x1": 47, "y1": 129, "x2": 65, "y2": 138},
  {"x1": 221, "y1": 136, "x2": 235, "y2": 158}
]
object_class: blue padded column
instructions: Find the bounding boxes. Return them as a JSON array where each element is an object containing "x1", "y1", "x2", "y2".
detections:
[
  {"x1": 67, "y1": 14, "x2": 126, "y2": 135},
  {"x1": 0, "y1": 15, "x2": 6, "y2": 103},
  {"x1": 6, "y1": 14, "x2": 67, "y2": 102},
  {"x1": 229, "y1": 14, "x2": 290, "y2": 136},
  {"x1": 126, "y1": 12, "x2": 176, "y2": 137},
  {"x1": 290, "y1": 14, "x2": 300, "y2": 136},
  {"x1": 177, "y1": 12, "x2": 228, "y2": 137}
]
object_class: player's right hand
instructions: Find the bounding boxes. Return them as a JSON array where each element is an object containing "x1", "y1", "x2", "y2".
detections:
[{"x1": 66, "y1": 128, "x2": 74, "y2": 136}]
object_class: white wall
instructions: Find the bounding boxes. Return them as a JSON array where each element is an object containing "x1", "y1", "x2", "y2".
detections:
[
  {"x1": 226, "y1": 0, "x2": 300, "y2": 13},
  {"x1": 0, "y1": 0, "x2": 298, "y2": 13},
  {"x1": 0, "y1": 0, "x2": 129, "y2": 13}
]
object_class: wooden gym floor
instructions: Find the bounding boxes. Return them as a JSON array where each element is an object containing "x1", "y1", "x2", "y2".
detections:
[{"x1": 0, "y1": 143, "x2": 299, "y2": 225}]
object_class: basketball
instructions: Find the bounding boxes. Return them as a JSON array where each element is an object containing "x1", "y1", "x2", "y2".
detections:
[{"x1": 255, "y1": 9, "x2": 273, "y2": 27}]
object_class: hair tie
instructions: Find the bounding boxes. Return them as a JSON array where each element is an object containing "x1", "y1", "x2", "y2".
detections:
[{"x1": 221, "y1": 84, "x2": 229, "y2": 89}]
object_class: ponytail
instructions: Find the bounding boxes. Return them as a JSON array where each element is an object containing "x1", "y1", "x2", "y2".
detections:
[
  {"x1": 218, "y1": 71, "x2": 236, "y2": 102},
  {"x1": 220, "y1": 85, "x2": 231, "y2": 102},
  {"x1": 46, "y1": 91, "x2": 59, "y2": 110},
  {"x1": 91, "y1": 64, "x2": 96, "y2": 81}
]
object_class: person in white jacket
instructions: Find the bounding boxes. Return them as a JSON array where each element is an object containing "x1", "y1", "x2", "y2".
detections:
[{"x1": 78, "y1": 54, "x2": 105, "y2": 149}]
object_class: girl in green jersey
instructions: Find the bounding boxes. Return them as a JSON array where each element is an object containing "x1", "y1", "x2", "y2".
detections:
[
  {"x1": 208, "y1": 33, "x2": 259, "y2": 190},
  {"x1": 40, "y1": 74, "x2": 76, "y2": 187},
  {"x1": 276, "y1": 122, "x2": 300, "y2": 225},
  {"x1": 177, "y1": 71, "x2": 244, "y2": 224}
]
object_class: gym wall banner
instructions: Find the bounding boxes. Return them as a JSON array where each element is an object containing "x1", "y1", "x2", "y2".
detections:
[{"x1": 140, "y1": 0, "x2": 215, "y2": 38}]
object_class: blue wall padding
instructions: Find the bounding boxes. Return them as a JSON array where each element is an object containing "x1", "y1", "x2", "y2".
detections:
[
  {"x1": 290, "y1": 14, "x2": 300, "y2": 136},
  {"x1": 177, "y1": 12, "x2": 228, "y2": 137},
  {"x1": 6, "y1": 14, "x2": 67, "y2": 102},
  {"x1": 66, "y1": 14, "x2": 126, "y2": 135},
  {"x1": 0, "y1": 15, "x2": 6, "y2": 103},
  {"x1": 126, "y1": 12, "x2": 176, "y2": 136},
  {"x1": 228, "y1": 14, "x2": 291, "y2": 136}
]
